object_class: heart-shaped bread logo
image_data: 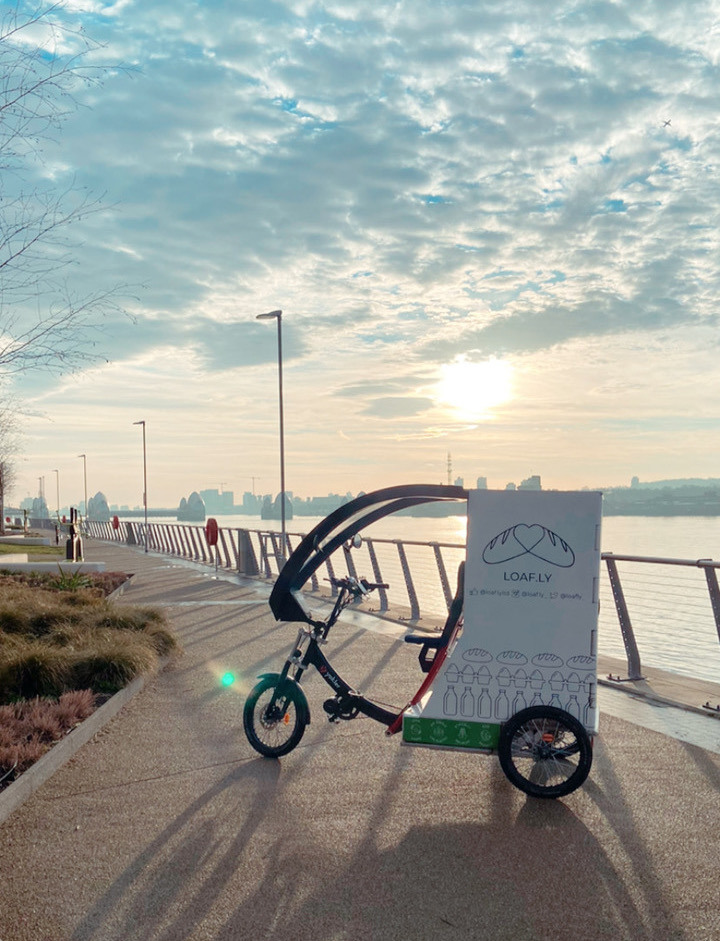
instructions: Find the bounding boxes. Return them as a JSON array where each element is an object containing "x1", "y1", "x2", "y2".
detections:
[
  {"x1": 513, "y1": 524, "x2": 545, "y2": 552},
  {"x1": 482, "y1": 523, "x2": 576, "y2": 567}
]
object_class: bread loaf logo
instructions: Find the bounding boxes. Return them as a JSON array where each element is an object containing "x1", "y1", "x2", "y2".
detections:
[{"x1": 482, "y1": 523, "x2": 575, "y2": 568}]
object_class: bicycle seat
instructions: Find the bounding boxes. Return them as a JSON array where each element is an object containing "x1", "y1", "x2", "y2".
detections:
[{"x1": 404, "y1": 561, "x2": 464, "y2": 672}]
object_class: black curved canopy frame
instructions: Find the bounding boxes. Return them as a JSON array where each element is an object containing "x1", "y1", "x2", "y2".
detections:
[{"x1": 268, "y1": 484, "x2": 468, "y2": 623}]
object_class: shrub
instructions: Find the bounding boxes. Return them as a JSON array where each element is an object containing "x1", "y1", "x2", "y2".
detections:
[
  {"x1": 0, "y1": 644, "x2": 74, "y2": 700},
  {"x1": 70, "y1": 637, "x2": 159, "y2": 693},
  {"x1": 0, "y1": 579, "x2": 178, "y2": 703},
  {"x1": 0, "y1": 691, "x2": 97, "y2": 784}
]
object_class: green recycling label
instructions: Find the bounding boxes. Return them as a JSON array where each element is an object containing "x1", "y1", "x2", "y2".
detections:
[{"x1": 402, "y1": 715, "x2": 500, "y2": 750}]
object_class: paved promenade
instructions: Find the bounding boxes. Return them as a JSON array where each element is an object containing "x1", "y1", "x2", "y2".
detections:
[{"x1": 1, "y1": 539, "x2": 719, "y2": 941}]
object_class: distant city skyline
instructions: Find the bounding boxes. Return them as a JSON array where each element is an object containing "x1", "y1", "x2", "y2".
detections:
[{"x1": 16, "y1": 471, "x2": 720, "y2": 518}]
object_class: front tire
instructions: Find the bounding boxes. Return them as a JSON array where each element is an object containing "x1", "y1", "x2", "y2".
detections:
[
  {"x1": 243, "y1": 676, "x2": 308, "y2": 758},
  {"x1": 497, "y1": 706, "x2": 592, "y2": 799}
]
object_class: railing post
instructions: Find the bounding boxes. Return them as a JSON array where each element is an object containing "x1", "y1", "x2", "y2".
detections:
[
  {"x1": 218, "y1": 529, "x2": 231, "y2": 568},
  {"x1": 259, "y1": 534, "x2": 272, "y2": 578},
  {"x1": 237, "y1": 529, "x2": 259, "y2": 576},
  {"x1": 344, "y1": 545, "x2": 358, "y2": 581},
  {"x1": 323, "y1": 553, "x2": 337, "y2": 595},
  {"x1": 604, "y1": 555, "x2": 644, "y2": 681},
  {"x1": 170, "y1": 526, "x2": 182, "y2": 557},
  {"x1": 269, "y1": 532, "x2": 283, "y2": 573},
  {"x1": 396, "y1": 541, "x2": 420, "y2": 621},
  {"x1": 187, "y1": 527, "x2": 200, "y2": 560},
  {"x1": 431, "y1": 543, "x2": 452, "y2": 611},
  {"x1": 365, "y1": 538, "x2": 388, "y2": 612},
  {"x1": 699, "y1": 562, "x2": 720, "y2": 646}
]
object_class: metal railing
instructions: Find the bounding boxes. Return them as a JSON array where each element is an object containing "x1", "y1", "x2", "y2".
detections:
[{"x1": 85, "y1": 519, "x2": 720, "y2": 701}]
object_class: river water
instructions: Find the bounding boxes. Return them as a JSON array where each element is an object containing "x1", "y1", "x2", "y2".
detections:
[{"x1": 174, "y1": 511, "x2": 720, "y2": 558}]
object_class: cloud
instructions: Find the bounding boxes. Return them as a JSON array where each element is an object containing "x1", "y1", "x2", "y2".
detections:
[
  {"x1": 362, "y1": 396, "x2": 435, "y2": 418},
  {"x1": 7, "y1": 0, "x2": 720, "y2": 504}
]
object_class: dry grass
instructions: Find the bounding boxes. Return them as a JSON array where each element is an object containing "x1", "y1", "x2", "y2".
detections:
[
  {"x1": 0, "y1": 578, "x2": 178, "y2": 702},
  {"x1": 0, "y1": 573, "x2": 180, "y2": 789}
]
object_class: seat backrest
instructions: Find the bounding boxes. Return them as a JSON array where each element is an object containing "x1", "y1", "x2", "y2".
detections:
[{"x1": 438, "y1": 560, "x2": 464, "y2": 646}]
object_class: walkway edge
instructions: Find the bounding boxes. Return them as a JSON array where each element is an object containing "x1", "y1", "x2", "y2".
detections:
[{"x1": 0, "y1": 671, "x2": 151, "y2": 825}]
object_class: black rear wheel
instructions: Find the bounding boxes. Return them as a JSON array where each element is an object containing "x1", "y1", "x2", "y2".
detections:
[
  {"x1": 498, "y1": 705, "x2": 592, "y2": 799},
  {"x1": 243, "y1": 676, "x2": 307, "y2": 758}
]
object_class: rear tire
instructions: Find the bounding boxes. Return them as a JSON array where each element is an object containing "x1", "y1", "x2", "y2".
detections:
[
  {"x1": 497, "y1": 706, "x2": 592, "y2": 799},
  {"x1": 243, "y1": 676, "x2": 307, "y2": 758}
]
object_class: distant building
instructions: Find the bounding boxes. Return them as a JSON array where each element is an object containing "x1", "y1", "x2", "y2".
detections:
[
  {"x1": 476, "y1": 477, "x2": 488, "y2": 490},
  {"x1": 242, "y1": 491, "x2": 261, "y2": 513},
  {"x1": 177, "y1": 492, "x2": 206, "y2": 522},
  {"x1": 631, "y1": 476, "x2": 640, "y2": 489},
  {"x1": 518, "y1": 475, "x2": 542, "y2": 491},
  {"x1": 294, "y1": 493, "x2": 350, "y2": 516},
  {"x1": 200, "y1": 488, "x2": 234, "y2": 513},
  {"x1": 454, "y1": 476, "x2": 464, "y2": 487},
  {"x1": 505, "y1": 482, "x2": 516, "y2": 491},
  {"x1": 87, "y1": 492, "x2": 110, "y2": 522}
]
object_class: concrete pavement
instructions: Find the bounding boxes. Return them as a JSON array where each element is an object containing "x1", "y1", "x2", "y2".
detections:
[{"x1": 1, "y1": 539, "x2": 719, "y2": 940}]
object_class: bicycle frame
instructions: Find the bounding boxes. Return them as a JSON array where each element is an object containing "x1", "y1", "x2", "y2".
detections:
[{"x1": 275, "y1": 591, "x2": 400, "y2": 727}]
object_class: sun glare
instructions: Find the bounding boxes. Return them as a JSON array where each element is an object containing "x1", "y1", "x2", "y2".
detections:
[{"x1": 435, "y1": 357, "x2": 514, "y2": 420}]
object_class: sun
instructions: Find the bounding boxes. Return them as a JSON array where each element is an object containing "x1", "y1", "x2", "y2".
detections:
[{"x1": 435, "y1": 356, "x2": 514, "y2": 420}]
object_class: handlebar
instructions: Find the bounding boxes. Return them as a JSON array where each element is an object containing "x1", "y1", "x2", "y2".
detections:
[{"x1": 328, "y1": 576, "x2": 389, "y2": 595}]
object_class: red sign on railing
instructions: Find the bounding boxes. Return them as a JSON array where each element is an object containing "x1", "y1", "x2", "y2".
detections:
[{"x1": 205, "y1": 517, "x2": 219, "y2": 546}]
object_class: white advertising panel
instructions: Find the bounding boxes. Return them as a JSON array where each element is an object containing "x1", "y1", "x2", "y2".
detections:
[{"x1": 402, "y1": 489, "x2": 602, "y2": 749}]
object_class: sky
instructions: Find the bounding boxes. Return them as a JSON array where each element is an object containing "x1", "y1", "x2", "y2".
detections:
[{"x1": 5, "y1": 0, "x2": 720, "y2": 511}]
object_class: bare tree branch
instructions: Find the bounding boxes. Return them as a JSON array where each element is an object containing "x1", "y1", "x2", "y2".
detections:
[{"x1": 0, "y1": 2, "x2": 132, "y2": 375}]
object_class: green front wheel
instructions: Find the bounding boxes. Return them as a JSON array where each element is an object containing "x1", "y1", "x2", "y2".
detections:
[{"x1": 243, "y1": 676, "x2": 307, "y2": 758}]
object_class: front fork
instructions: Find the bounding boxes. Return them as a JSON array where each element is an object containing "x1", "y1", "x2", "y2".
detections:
[
  {"x1": 279, "y1": 625, "x2": 358, "y2": 723},
  {"x1": 280, "y1": 624, "x2": 316, "y2": 685}
]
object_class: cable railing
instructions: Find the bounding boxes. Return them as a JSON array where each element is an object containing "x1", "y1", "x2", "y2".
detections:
[{"x1": 85, "y1": 519, "x2": 720, "y2": 705}]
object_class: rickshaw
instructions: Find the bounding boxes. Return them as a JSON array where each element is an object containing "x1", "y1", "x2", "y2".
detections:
[{"x1": 244, "y1": 485, "x2": 599, "y2": 799}]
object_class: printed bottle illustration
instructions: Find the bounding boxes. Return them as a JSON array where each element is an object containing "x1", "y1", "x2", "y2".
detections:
[
  {"x1": 549, "y1": 693, "x2": 562, "y2": 708},
  {"x1": 477, "y1": 688, "x2": 492, "y2": 719},
  {"x1": 494, "y1": 689, "x2": 510, "y2": 720},
  {"x1": 566, "y1": 694, "x2": 581, "y2": 719},
  {"x1": 583, "y1": 681, "x2": 596, "y2": 725},
  {"x1": 511, "y1": 690, "x2": 527, "y2": 713},
  {"x1": 460, "y1": 686, "x2": 475, "y2": 717},
  {"x1": 443, "y1": 685, "x2": 458, "y2": 716}
]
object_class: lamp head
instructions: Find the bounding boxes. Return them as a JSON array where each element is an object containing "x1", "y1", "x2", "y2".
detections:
[{"x1": 256, "y1": 309, "x2": 282, "y2": 321}]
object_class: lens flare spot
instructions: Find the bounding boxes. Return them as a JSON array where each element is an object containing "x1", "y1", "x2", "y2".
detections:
[{"x1": 221, "y1": 672, "x2": 235, "y2": 687}]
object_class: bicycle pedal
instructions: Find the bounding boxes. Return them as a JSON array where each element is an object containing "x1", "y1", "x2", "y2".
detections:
[{"x1": 323, "y1": 698, "x2": 342, "y2": 721}]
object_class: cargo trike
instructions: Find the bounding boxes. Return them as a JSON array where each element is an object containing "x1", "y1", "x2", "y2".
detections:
[{"x1": 244, "y1": 485, "x2": 601, "y2": 799}]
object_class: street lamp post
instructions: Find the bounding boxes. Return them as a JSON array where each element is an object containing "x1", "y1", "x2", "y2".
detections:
[
  {"x1": 78, "y1": 454, "x2": 88, "y2": 523},
  {"x1": 133, "y1": 420, "x2": 148, "y2": 552},
  {"x1": 256, "y1": 309, "x2": 286, "y2": 562},
  {"x1": 53, "y1": 469, "x2": 60, "y2": 519}
]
